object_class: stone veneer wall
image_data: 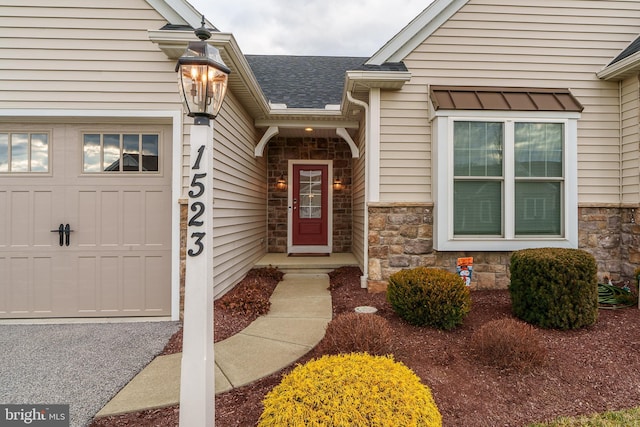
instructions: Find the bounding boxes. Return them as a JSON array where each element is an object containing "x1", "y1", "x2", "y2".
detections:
[
  {"x1": 267, "y1": 136, "x2": 352, "y2": 253},
  {"x1": 367, "y1": 203, "x2": 640, "y2": 293},
  {"x1": 579, "y1": 206, "x2": 640, "y2": 283}
]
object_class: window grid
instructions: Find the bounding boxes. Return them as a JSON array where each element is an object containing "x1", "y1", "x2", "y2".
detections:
[
  {"x1": 453, "y1": 121, "x2": 504, "y2": 236},
  {"x1": 83, "y1": 133, "x2": 159, "y2": 173},
  {"x1": 298, "y1": 169, "x2": 322, "y2": 219},
  {"x1": 0, "y1": 132, "x2": 50, "y2": 173},
  {"x1": 452, "y1": 119, "x2": 565, "y2": 238}
]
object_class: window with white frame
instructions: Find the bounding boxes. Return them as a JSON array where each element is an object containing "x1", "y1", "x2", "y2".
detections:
[
  {"x1": 82, "y1": 133, "x2": 159, "y2": 173},
  {"x1": 0, "y1": 132, "x2": 50, "y2": 173},
  {"x1": 433, "y1": 113, "x2": 579, "y2": 251}
]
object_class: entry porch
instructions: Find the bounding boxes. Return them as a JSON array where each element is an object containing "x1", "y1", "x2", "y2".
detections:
[{"x1": 254, "y1": 252, "x2": 359, "y2": 274}]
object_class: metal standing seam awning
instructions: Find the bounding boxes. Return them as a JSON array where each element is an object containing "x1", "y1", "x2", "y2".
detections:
[{"x1": 429, "y1": 86, "x2": 584, "y2": 112}]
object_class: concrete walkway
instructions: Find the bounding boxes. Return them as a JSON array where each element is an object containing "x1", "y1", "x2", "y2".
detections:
[{"x1": 95, "y1": 273, "x2": 332, "y2": 418}]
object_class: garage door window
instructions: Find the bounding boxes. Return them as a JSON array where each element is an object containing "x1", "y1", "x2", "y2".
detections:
[
  {"x1": 0, "y1": 132, "x2": 49, "y2": 173},
  {"x1": 83, "y1": 133, "x2": 159, "y2": 173}
]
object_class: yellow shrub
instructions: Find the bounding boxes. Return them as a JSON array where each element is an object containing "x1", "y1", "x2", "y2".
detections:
[{"x1": 258, "y1": 353, "x2": 442, "y2": 427}]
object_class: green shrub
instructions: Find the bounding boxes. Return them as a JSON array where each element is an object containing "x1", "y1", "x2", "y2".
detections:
[
  {"x1": 470, "y1": 318, "x2": 547, "y2": 372},
  {"x1": 258, "y1": 353, "x2": 442, "y2": 427},
  {"x1": 387, "y1": 267, "x2": 471, "y2": 330},
  {"x1": 316, "y1": 312, "x2": 393, "y2": 356},
  {"x1": 509, "y1": 248, "x2": 598, "y2": 330}
]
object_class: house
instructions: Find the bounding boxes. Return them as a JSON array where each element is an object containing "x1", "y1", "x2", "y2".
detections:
[
  {"x1": 1, "y1": 0, "x2": 639, "y2": 319},
  {"x1": 360, "y1": 0, "x2": 640, "y2": 290}
]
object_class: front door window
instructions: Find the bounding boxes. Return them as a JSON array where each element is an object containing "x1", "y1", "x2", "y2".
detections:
[{"x1": 299, "y1": 169, "x2": 322, "y2": 219}]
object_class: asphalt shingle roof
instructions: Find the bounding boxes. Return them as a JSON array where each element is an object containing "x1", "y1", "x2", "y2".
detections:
[
  {"x1": 245, "y1": 55, "x2": 368, "y2": 109},
  {"x1": 609, "y1": 34, "x2": 640, "y2": 65}
]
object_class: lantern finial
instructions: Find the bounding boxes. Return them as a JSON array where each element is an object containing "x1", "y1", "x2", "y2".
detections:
[{"x1": 194, "y1": 15, "x2": 211, "y2": 41}]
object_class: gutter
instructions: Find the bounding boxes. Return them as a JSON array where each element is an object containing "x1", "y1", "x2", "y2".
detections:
[{"x1": 597, "y1": 51, "x2": 640, "y2": 81}]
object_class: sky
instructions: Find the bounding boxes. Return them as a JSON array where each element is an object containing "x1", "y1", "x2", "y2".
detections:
[{"x1": 187, "y1": 0, "x2": 434, "y2": 57}]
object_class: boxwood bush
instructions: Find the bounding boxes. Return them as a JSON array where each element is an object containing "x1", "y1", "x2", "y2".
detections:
[
  {"x1": 387, "y1": 267, "x2": 471, "y2": 330},
  {"x1": 509, "y1": 248, "x2": 598, "y2": 330}
]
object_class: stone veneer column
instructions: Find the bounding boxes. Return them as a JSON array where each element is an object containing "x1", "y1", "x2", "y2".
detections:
[
  {"x1": 367, "y1": 203, "x2": 513, "y2": 293},
  {"x1": 621, "y1": 207, "x2": 640, "y2": 279},
  {"x1": 579, "y1": 206, "x2": 640, "y2": 283}
]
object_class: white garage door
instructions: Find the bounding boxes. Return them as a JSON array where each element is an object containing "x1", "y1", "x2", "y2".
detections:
[{"x1": 0, "y1": 123, "x2": 172, "y2": 318}]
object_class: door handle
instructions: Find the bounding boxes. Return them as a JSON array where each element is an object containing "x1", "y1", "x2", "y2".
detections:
[
  {"x1": 50, "y1": 224, "x2": 64, "y2": 247},
  {"x1": 64, "y1": 224, "x2": 74, "y2": 247}
]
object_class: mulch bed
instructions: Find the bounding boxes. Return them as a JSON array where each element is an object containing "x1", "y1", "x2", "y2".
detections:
[{"x1": 90, "y1": 267, "x2": 640, "y2": 426}]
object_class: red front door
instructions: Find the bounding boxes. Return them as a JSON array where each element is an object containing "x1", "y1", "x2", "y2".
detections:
[{"x1": 292, "y1": 164, "x2": 328, "y2": 246}]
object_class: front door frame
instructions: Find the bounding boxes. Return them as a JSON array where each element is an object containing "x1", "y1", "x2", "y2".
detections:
[{"x1": 287, "y1": 159, "x2": 333, "y2": 254}]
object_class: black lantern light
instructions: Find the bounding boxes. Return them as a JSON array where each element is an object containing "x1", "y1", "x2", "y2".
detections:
[{"x1": 176, "y1": 17, "x2": 231, "y2": 125}]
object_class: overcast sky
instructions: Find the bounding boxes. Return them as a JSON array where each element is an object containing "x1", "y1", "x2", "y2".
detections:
[{"x1": 187, "y1": 0, "x2": 433, "y2": 57}]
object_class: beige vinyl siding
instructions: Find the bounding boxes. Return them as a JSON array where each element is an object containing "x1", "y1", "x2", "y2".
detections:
[
  {"x1": 0, "y1": 0, "x2": 180, "y2": 110},
  {"x1": 378, "y1": 0, "x2": 640, "y2": 205},
  {"x1": 380, "y1": 88, "x2": 431, "y2": 202},
  {"x1": 211, "y1": 90, "x2": 267, "y2": 297},
  {"x1": 352, "y1": 124, "x2": 366, "y2": 270},
  {"x1": 621, "y1": 75, "x2": 640, "y2": 204}
]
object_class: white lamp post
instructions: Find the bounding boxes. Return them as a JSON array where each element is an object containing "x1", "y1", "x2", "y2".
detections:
[{"x1": 176, "y1": 17, "x2": 230, "y2": 427}]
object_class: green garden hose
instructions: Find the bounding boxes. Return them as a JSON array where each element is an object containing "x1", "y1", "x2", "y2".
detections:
[{"x1": 598, "y1": 283, "x2": 636, "y2": 309}]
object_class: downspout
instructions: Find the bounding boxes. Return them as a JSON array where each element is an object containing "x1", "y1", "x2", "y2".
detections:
[
  {"x1": 347, "y1": 90, "x2": 370, "y2": 288},
  {"x1": 619, "y1": 80, "x2": 623, "y2": 205}
]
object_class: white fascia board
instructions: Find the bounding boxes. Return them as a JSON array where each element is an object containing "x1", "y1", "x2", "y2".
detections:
[
  {"x1": 255, "y1": 118, "x2": 359, "y2": 129},
  {"x1": 432, "y1": 109, "x2": 582, "y2": 120},
  {"x1": 597, "y1": 52, "x2": 640, "y2": 80},
  {"x1": 145, "y1": 0, "x2": 207, "y2": 29},
  {"x1": 265, "y1": 109, "x2": 346, "y2": 117},
  {"x1": 367, "y1": 0, "x2": 468, "y2": 65},
  {"x1": 0, "y1": 109, "x2": 180, "y2": 120},
  {"x1": 345, "y1": 70, "x2": 412, "y2": 91}
]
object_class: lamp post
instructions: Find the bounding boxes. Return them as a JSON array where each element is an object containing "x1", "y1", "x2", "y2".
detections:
[{"x1": 176, "y1": 17, "x2": 230, "y2": 427}]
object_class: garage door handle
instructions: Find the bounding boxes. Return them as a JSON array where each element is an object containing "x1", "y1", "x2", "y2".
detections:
[
  {"x1": 64, "y1": 224, "x2": 74, "y2": 247},
  {"x1": 50, "y1": 224, "x2": 64, "y2": 247}
]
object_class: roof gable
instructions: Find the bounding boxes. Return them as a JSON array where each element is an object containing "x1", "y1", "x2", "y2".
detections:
[{"x1": 367, "y1": 0, "x2": 468, "y2": 65}]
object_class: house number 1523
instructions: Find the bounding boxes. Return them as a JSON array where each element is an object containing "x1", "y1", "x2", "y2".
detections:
[{"x1": 188, "y1": 145, "x2": 206, "y2": 257}]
